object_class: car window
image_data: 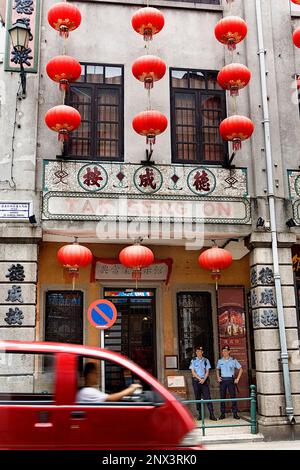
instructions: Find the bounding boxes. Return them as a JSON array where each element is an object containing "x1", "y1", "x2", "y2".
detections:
[
  {"x1": 76, "y1": 356, "x2": 164, "y2": 405},
  {"x1": 0, "y1": 352, "x2": 55, "y2": 403}
]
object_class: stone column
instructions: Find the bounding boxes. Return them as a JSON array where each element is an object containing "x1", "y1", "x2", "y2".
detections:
[
  {"x1": 248, "y1": 233, "x2": 300, "y2": 439},
  {"x1": 0, "y1": 235, "x2": 40, "y2": 393}
]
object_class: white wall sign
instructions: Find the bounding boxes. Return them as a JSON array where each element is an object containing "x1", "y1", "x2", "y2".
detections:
[{"x1": 0, "y1": 202, "x2": 31, "y2": 221}]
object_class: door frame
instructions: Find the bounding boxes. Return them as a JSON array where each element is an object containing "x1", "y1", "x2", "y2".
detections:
[{"x1": 100, "y1": 282, "x2": 164, "y2": 384}]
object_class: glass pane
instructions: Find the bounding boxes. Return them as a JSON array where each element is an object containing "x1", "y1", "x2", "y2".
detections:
[
  {"x1": 177, "y1": 292, "x2": 214, "y2": 370},
  {"x1": 0, "y1": 353, "x2": 55, "y2": 399},
  {"x1": 86, "y1": 65, "x2": 104, "y2": 83},
  {"x1": 171, "y1": 70, "x2": 188, "y2": 88},
  {"x1": 207, "y1": 72, "x2": 222, "y2": 90},
  {"x1": 190, "y1": 71, "x2": 205, "y2": 89},
  {"x1": 45, "y1": 291, "x2": 83, "y2": 344},
  {"x1": 201, "y1": 95, "x2": 222, "y2": 125},
  {"x1": 105, "y1": 66, "x2": 122, "y2": 84}
]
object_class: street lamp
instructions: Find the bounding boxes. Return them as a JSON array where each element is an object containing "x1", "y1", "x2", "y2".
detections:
[{"x1": 8, "y1": 19, "x2": 31, "y2": 98}]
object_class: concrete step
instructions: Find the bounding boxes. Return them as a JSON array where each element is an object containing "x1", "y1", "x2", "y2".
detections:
[{"x1": 194, "y1": 415, "x2": 264, "y2": 445}]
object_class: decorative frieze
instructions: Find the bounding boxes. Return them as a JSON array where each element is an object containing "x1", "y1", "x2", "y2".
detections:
[{"x1": 43, "y1": 161, "x2": 251, "y2": 224}]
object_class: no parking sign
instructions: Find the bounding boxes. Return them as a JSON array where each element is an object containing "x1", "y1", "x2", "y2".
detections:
[{"x1": 87, "y1": 299, "x2": 117, "y2": 330}]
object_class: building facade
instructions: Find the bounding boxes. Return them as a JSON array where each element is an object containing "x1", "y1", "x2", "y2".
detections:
[{"x1": 1, "y1": 0, "x2": 300, "y2": 439}]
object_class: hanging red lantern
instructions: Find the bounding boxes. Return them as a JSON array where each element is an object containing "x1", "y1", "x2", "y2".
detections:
[
  {"x1": 293, "y1": 27, "x2": 300, "y2": 48},
  {"x1": 297, "y1": 76, "x2": 300, "y2": 90},
  {"x1": 132, "y1": 7, "x2": 165, "y2": 41},
  {"x1": 46, "y1": 56, "x2": 82, "y2": 91},
  {"x1": 132, "y1": 110, "x2": 168, "y2": 144},
  {"x1": 215, "y1": 16, "x2": 247, "y2": 51},
  {"x1": 48, "y1": 2, "x2": 81, "y2": 38},
  {"x1": 132, "y1": 55, "x2": 166, "y2": 89},
  {"x1": 119, "y1": 244, "x2": 154, "y2": 282},
  {"x1": 217, "y1": 63, "x2": 251, "y2": 96},
  {"x1": 45, "y1": 105, "x2": 81, "y2": 141},
  {"x1": 198, "y1": 246, "x2": 232, "y2": 288},
  {"x1": 220, "y1": 115, "x2": 254, "y2": 151},
  {"x1": 57, "y1": 241, "x2": 93, "y2": 289},
  {"x1": 291, "y1": 0, "x2": 300, "y2": 4}
]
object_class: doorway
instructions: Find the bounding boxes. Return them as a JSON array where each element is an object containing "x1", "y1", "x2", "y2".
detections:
[{"x1": 103, "y1": 288, "x2": 156, "y2": 392}]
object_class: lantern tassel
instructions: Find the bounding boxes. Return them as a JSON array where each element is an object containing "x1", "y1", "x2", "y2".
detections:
[
  {"x1": 58, "y1": 131, "x2": 69, "y2": 141},
  {"x1": 227, "y1": 40, "x2": 237, "y2": 51},
  {"x1": 232, "y1": 138, "x2": 242, "y2": 151},
  {"x1": 59, "y1": 26, "x2": 69, "y2": 39},
  {"x1": 59, "y1": 81, "x2": 69, "y2": 92},
  {"x1": 143, "y1": 28, "x2": 153, "y2": 41}
]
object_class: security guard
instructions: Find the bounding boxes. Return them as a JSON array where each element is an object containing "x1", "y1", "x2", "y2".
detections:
[
  {"x1": 216, "y1": 345, "x2": 243, "y2": 420},
  {"x1": 189, "y1": 346, "x2": 217, "y2": 421}
]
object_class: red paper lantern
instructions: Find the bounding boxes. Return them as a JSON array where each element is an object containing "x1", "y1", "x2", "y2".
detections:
[
  {"x1": 219, "y1": 115, "x2": 254, "y2": 151},
  {"x1": 46, "y1": 55, "x2": 82, "y2": 91},
  {"x1": 45, "y1": 105, "x2": 81, "y2": 141},
  {"x1": 132, "y1": 110, "x2": 168, "y2": 144},
  {"x1": 198, "y1": 246, "x2": 232, "y2": 287},
  {"x1": 48, "y1": 2, "x2": 81, "y2": 38},
  {"x1": 119, "y1": 244, "x2": 154, "y2": 281},
  {"x1": 293, "y1": 27, "x2": 300, "y2": 48},
  {"x1": 217, "y1": 63, "x2": 251, "y2": 96},
  {"x1": 215, "y1": 16, "x2": 247, "y2": 51},
  {"x1": 297, "y1": 76, "x2": 300, "y2": 90},
  {"x1": 57, "y1": 241, "x2": 93, "y2": 289},
  {"x1": 132, "y1": 55, "x2": 166, "y2": 89},
  {"x1": 291, "y1": 0, "x2": 300, "y2": 4},
  {"x1": 132, "y1": 7, "x2": 165, "y2": 41}
]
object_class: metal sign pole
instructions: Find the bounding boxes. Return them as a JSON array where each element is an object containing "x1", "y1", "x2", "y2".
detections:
[{"x1": 101, "y1": 329, "x2": 105, "y2": 392}]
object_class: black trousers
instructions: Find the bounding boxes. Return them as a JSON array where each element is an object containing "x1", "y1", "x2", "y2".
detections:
[
  {"x1": 220, "y1": 378, "x2": 238, "y2": 414},
  {"x1": 192, "y1": 379, "x2": 214, "y2": 415}
]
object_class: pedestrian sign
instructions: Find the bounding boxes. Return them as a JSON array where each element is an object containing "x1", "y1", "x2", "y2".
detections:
[{"x1": 88, "y1": 299, "x2": 117, "y2": 329}]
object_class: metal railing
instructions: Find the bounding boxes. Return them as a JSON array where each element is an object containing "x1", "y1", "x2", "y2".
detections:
[{"x1": 182, "y1": 384, "x2": 257, "y2": 436}]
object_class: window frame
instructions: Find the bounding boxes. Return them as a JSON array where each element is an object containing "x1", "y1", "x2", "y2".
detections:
[
  {"x1": 65, "y1": 62, "x2": 124, "y2": 162},
  {"x1": 170, "y1": 67, "x2": 227, "y2": 165},
  {"x1": 177, "y1": 291, "x2": 215, "y2": 370}
]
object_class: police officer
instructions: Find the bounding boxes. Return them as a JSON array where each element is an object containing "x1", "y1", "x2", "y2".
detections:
[
  {"x1": 189, "y1": 346, "x2": 217, "y2": 421},
  {"x1": 216, "y1": 345, "x2": 243, "y2": 420}
]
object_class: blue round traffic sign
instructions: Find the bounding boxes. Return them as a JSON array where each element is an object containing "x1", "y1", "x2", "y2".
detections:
[{"x1": 87, "y1": 299, "x2": 117, "y2": 329}]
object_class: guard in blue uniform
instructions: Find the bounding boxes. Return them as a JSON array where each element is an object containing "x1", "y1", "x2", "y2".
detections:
[
  {"x1": 216, "y1": 345, "x2": 243, "y2": 420},
  {"x1": 189, "y1": 346, "x2": 217, "y2": 421}
]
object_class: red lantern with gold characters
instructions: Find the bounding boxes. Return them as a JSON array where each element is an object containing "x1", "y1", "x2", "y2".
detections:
[
  {"x1": 132, "y1": 110, "x2": 168, "y2": 144},
  {"x1": 45, "y1": 105, "x2": 81, "y2": 141},
  {"x1": 57, "y1": 240, "x2": 93, "y2": 289},
  {"x1": 217, "y1": 63, "x2": 251, "y2": 96},
  {"x1": 48, "y1": 2, "x2": 81, "y2": 38},
  {"x1": 219, "y1": 115, "x2": 254, "y2": 151},
  {"x1": 198, "y1": 246, "x2": 232, "y2": 289},
  {"x1": 215, "y1": 16, "x2": 248, "y2": 51},
  {"x1": 132, "y1": 55, "x2": 166, "y2": 89},
  {"x1": 119, "y1": 244, "x2": 154, "y2": 282},
  {"x1": 132, "y1": 6, "x2": 165, "y2": 41},
  {"x1": 46, "y1": 55, "x2": 82, "y2": 91}
]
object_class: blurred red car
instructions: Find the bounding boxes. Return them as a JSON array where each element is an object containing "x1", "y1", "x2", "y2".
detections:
[{"x1": 0, "y1": 341, "x2": 202, "y2": 450}]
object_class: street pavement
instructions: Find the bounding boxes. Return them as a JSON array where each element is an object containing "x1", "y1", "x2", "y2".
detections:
[{"x1": 206, "y1": 440, "x2": 300, "y2": 450}]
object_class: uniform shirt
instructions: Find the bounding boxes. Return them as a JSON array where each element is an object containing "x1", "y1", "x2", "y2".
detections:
[
  {"x1": 76, "y1": 387, "x2": 108, "y2": 403},
  {"x1": 216, "y1": 357, "x2": 241, "y2": 378},
  {"x1": 189, "y1": 357, "x2": 211, "y2": 379}
]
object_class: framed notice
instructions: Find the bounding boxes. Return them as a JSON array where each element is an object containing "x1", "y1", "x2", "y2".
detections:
[
  {"x1": 167, "y1": 376, "x2": 185, "y2": 388},
  {"x1": 164, "y1": 355, "x2": 178, "y2": 369}
]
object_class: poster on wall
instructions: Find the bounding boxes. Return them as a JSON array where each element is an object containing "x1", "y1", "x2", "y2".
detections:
[{"x1": 217, "y1": 286, "x2": 250, "y2": 406}]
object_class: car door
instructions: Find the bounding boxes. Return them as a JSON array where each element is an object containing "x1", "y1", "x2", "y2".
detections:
[
  {"x1": 58, "y1": 353, "x2": 174, "y2": 450},
  {"x1": 0, "y1": 349, "x2": 59, "y2": 449}
]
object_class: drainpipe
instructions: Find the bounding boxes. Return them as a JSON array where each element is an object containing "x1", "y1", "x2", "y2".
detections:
[{"x1": 255, "y1": 0, "x2": 295, "y2": 424}]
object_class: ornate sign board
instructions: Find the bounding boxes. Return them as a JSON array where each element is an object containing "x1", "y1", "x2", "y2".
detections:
[
  {"x1": 4, "y1": 0, "x2": 41, "y2": 73},
  {"x1": 288, "y1": 170, "x2": 300, "y2": 224},
  {"x1": 43, "y1": 161, "x2": 251, "y2": 225},
  {"x1": 0, "y1": 201, "x2": 32, "y2": 220},
  {"x1": 93, "y1": 259, "x2": 173, "y2": 283}
]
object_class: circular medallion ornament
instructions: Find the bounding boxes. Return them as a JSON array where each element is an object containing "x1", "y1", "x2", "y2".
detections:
[
  {"x1": 187, "y1": 167, "x2": 216, "y2": 196},
  {"x1": 78, "y1": 164, "x2": 108, "y2": 192},
  {"x1": 134, "y1": 166, "x2": 163, "y2": 194}
]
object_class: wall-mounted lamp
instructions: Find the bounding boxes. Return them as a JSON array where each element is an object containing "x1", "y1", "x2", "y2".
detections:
[
  {"x1": 8, "y1": 19, "x2": 31, "y2": 98},
  {"x1": 29, "y1": 215, "x2": 37, "y2": 224},
  {"x1": 286, "y1": 218, "x2": 297, "y2": 228}
]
